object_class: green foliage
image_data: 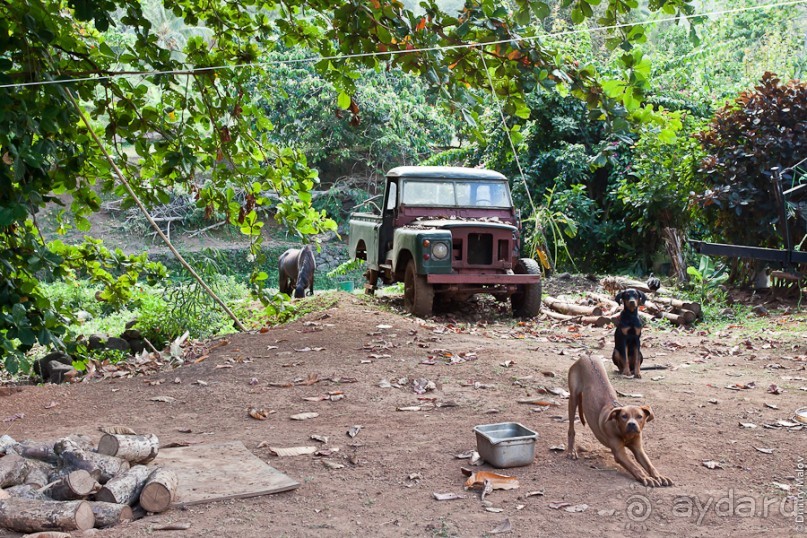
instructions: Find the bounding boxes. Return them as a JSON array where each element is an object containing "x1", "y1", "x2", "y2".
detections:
[
  {"x1": 686, "y1": 255, "x2": 728, "y2": 304},
  {"x1": 327, "y1": 258, "x2": 366, "y2": 279},
  {"x1": 694, "y1": 74, "x2": 807, "y2": 267}
]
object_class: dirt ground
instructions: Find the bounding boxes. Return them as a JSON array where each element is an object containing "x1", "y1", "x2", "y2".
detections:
[{"x1": 1, "y1": 282, "x2": 806, "y2": 537}]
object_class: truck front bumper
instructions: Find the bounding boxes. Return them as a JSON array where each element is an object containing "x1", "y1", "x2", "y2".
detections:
[{"x1": 426, "y1": 274, "x2": 540, "y2": 284}]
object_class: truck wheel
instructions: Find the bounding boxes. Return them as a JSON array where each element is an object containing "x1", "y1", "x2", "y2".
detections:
[
  {"x1": 404, "y1": 260, "x2": 433, "y2": 317},
  {"x1": 511, "y1": 258, "x2": 542, "y2": 318}
]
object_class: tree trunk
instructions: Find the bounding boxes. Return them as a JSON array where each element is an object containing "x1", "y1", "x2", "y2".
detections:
[
  {"x1": 543, "y1": 296, "x2": 603, "y2": 316},
  {"x1": 139, "y1": 468, "x2": 178, "y2": 513},
  {"x1": 89, "y1": 501, "x2": 134, "y2": 528},
  {"x1": 662, "y1": 227, "x2": 687, "y2": 284},
  {"x1": 97, "y1": 433, "x2": 159, "y2": 464},
  {"x1": 0, "y1": 498, "x2": 94, "y2": 533},
  {"x1": 0, "y1": 454, "x2": 29, "y2": 488},
  {"x1": 49, "y1": 470, "x2": 97, "y2": 501},
  {"x1": 95, "y1": 465, "x2": 151, "y2": 505}
]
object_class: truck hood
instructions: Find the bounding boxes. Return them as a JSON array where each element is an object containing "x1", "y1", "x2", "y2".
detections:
[{"x1": 406, "y1": 216, "x2": 517, "y2": 232}]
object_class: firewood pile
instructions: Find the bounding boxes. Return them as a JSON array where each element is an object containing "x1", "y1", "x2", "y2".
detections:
[
  {"x1": 0, "y1": 430, "x2": 177, "y2": 534},
  {"x1": 541, "y1": 276, "x2": 702, "y2": 327}
]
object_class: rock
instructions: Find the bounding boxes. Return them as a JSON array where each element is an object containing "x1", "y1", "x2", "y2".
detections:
[
  {"x1": 75, "y1": 310, "x2": 93, "y2": 323},
  {"x1": 105, "y1": 337, "x2": 130, "y2": 352},
  {"x1": 752, "y1": 305, "x2": 769, "y2": 317},
  {"x1": 88, "y1": 334, "x2": 107, "y2": 351},
  {"x1": 125, "y1": 319, "x2": 138, "y2": 330},
  {"x1": 33, "y1": 352, "x2": 72, "y2": 381},
  {"x1": 47, "y1": 361, "x2": 78, "y2": 384},
  {"x1": 128, "y1": 339, "x2": 147, "y2": 354},
  {"x1": 120, "y1": 329, "x2": 143, "y2": 341}
]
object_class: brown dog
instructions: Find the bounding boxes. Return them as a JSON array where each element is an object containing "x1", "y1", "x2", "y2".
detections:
[{"x1": 567, "y1": 355, "x2": 672, "y2": 487}]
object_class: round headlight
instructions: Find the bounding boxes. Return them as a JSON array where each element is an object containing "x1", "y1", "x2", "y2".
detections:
[{"x1": 432, "y1": 242, "x2": 449, "y2": 260}]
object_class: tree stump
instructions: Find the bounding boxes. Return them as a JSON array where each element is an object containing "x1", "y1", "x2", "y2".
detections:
[
  {"x1": 139, "y1": 468, "x2": 178, "y2": 513},
  {"x1": 49, "y1": 470, "x2": 97, "y2": 501},
  {"x1": 0, "y1": 454, "x2": 29, "y2": 488},
  {"x1": 89, "y1": 501, "x2": 134, "y2": 528},
  {"x1": 95, "y1": 465, "x2": 152, "y2": 505},
  {"x1": 97, "y1": 433, "x2": 159, "y2": 464},
  {"x1": 0, "y1": 498, "x2": 94, "y2": 533}
]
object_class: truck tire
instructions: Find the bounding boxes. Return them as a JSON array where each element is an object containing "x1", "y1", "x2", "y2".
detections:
[
  {"x1": 404, "y1": 260, "x2": 433, "y2": 318},
  {"x1": 511, "y1": 258, "x2": 542, "y2": 318}
]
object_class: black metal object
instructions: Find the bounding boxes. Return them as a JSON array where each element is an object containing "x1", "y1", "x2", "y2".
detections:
[{"x1": 691, "y1": 168, "x2": 807, "y2": 268}]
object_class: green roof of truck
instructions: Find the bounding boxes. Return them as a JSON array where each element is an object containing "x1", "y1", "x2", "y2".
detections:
[{"x1": 387, "y1": 166, "x2": 507, "y2": 181}]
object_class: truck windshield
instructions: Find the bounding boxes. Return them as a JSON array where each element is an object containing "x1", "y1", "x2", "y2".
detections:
[{"x1": 401, "y1": 180, "x2": 511, "y2": 208}]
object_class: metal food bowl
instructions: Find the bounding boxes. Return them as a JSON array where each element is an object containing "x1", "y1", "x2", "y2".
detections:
[
  {"x1": 795, "y1": 407, "x2": 807, "y2": 425},
  {"x1": 473, "y1": 422, "x2": 538, "y2": 468}
]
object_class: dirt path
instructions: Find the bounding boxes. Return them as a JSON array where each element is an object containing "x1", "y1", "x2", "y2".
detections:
[{"x1": 0, "y1": 292, "x2": 805, "y2": 537}]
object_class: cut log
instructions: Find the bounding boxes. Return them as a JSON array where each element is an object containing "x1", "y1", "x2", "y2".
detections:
[
  {"x1": 97, "y1": 433, "x2": 159, "y2": 464},
  {"x1": 23, "y1": 460, "x2": 52, "y2": 488},
  {"x1": 543, "y1": 296, "x2": 603, "y2": 316},
  {"x1": 652, "y1": 297, "x2": 702, "y2": 317},
  {"x1": 660, "y1": 311, "x2": 686, "y2": 326},
  {"x1": 18, "y1": 533, "x2": 72, "y2": 538},
  {"x1": 0, "y1": 454, "x2": 30, "y2": 488},
  {"x1": 0, "y1": 498, "x2": 94, "y2": 533},
  {"x1": 139, "y1": 468, "x2": 178, "y2": 513},
  {"x1": 88, "y1": 501, "x2": 133, "y2": 528},
  {"x1": 49, "y1": 470, "x2": 97, "y2": 501},
  {"x1": 674, "y1": 308, "x2": 697, "y2": 324},
  {"x1": 9, "y1": 442, "x2": 57, "y2": 464},
  {"x1": 586, "y1": 292, "x2": 619, "y2": 312},
  {"x1": 544, "y1": 310, "x2": 612, "y2": 327},
  {"x1": 95, "y1": 465, "x2": 151, "y2": 505},
  {"x1": 600, "y1": 276, "x2": 653, "y2": 294},
  {"x1": 610, "y1": 312, "x2": 653, "y2": 326},
  {"x1": 4, "y1": 484, "x2": 48, "y2": 500},
  {"x1": 58, "y1": 448, "x2": 129, "y2": 484}
]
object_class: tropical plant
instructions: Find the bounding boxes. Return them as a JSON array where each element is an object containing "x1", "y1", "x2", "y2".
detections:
[{"x1": 694, "y1": 73, "x2": 807, "y2": 283}]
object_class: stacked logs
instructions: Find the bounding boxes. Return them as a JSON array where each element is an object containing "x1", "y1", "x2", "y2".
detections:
[
  {"x1": 541, "y1": 276, "x2": 702, "y2": 327},
  {"x1": 0, "y1": 431, "x2": 177, "y2": 534}
]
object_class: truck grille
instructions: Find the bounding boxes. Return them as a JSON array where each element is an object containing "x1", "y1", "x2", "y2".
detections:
[{"x1": 468, "y1": 233, "x2": 492, "y2": 265}]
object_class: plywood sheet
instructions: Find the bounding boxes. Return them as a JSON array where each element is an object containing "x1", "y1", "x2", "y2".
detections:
[{"x1": 154, "y1": 440, "x2": 300, "y2": 506}]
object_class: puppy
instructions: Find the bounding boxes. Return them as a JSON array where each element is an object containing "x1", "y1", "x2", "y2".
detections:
[
  {"x1": 612, "y1": 288, "x2": 647, "y2": 378},
  {"x1": 567, "y1": 356, "x2": 672, "y2": 487}
]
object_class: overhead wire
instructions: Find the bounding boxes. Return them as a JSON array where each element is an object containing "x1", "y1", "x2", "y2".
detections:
[{"x1": 0, "y1": 0, "x2": 805, "y2": 90}]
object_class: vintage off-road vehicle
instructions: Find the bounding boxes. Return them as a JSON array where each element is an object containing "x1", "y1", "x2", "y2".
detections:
[{"x1": 348, "y1": 166, "x2": 541, "y2": 317}]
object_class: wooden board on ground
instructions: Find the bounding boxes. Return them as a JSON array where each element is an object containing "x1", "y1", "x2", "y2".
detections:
[{"x1": 153, "y1": 441, "x2": 299, "y2": 506}]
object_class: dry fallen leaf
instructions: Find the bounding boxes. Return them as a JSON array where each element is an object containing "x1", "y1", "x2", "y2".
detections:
[
  {"x1": 549, "y1": 502, "x2": 571, "y2": 510},
  {"x1": 396, "y1": 406, "x2": 422, "y2": 412},
  {"x1": 702, "y1": 460, "x2": 724, "y2": 469},
  {"x1": 268, "y1": 446, "x2": 317, "y2": 457},
  {"x1": 322, "y1": 460, "x2": 345, "y2": 470},
  {"x1": 764, "y1": 403, "x2": 779, "y2": 409},
  {"x1": 739, "y1": 422, "x2": 757, "y2": 429},
  {"x1": 754, "y1": 447, "x2": 774, "y2": 454},
  {"x1": 290, "y1": 412, "x2": 319, "y2": 421},
  {"x1": 525, "y1": 490, "x2": 545, "y2": 498},
  {"x1": 248, "y1": 407, "x2": 275, "y2": 420},
  {"x1": 767, "y1": 384, "x2": 783, "y2": 395},
  {"x1": 149, "y1": 396, "x2": 176, "y2": 403},
  {"x1": 548, "y1": 445, "x2": 565, "y2": 452},
  {"x1": 44, "y1": 401, "x2": 59, "y2": 410},
  {"x1": 772, "y1": 482, "x2": 791, "y2": 491},
  {"x1": 310, "y1": 434, "x2": 328, "y2": 444},
  {"x1": 347, "y1": 425, "x2": 362, "y2": 438},
  {"x1": 565, "y1": 504, "x2": 589, "y2": 513},
  {"x1": 433, "y1": 492, "x2": 466, "y2": 501},
  {"x1": 485, "y1": 506, "x2": 504, "y2": 513},
  {"x1": 464, "y1": 471, "x2": 519, "y2": 491}
]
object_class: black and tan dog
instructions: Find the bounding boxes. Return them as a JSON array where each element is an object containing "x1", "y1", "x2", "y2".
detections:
[
  {"x1": 612, "y1": 288, "x2": 647, "y2": 378},
  {"x1": 567, "y1": 355, "x2": 672, "y2": 487}
]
